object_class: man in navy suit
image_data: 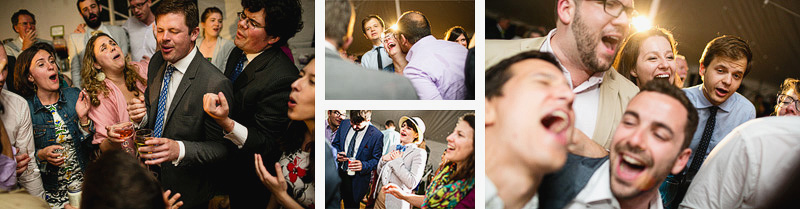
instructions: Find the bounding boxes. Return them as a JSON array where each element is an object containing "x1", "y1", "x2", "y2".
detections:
[{"x1": 332, "y1": 110, "x2": 384, "y2": 208}]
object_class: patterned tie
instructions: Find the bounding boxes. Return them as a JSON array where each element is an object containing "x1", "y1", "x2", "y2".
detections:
[
  {"x1": 375, "y1": 47, "x2": 383, "y2": 69},
  {"x1": 230, "y1": 53, "x2": 247, "y2": 82},
  {"x1": 153, "y1": 65, "x2": 176, "y2": 138},
  {"x1": 343, "y1": 129, "x2": 359, "y2": 170},
  {"x1": 687, "y1": 106, "x2": 719, "y2": 174}
]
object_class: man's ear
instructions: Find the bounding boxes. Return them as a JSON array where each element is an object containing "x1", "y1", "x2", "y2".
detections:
[
  {"x1": 557, "y1": 0, "x2": 575, "y2": 26},
  {"x1": 698, "y1": 64, "x2": 706, "y2": 82},
  {"x1": 671, "y1": 148, "x2": 692, "y2": 174},
  {"x1": 485, "y1": 98, "x2": 497, "y2": 127}
]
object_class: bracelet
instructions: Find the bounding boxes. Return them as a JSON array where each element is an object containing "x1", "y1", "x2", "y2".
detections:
[{"x1": 80, "y1": 119, "x2": 92, "y2": 128}]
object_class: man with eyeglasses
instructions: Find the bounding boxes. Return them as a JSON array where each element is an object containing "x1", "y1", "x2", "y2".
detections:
[
  {"x1": 199, "y1": 0, "x2": 303, "y2": 208},
  {"x1": 487, "y1": 0, "x2": 639, "y2": 150},
  {"x1": 660, "y1": 35, "x2": 756, "y2": 209},
  {"x1": 70, "y1": 0, "x2": 130, "y2": 88},
  {"x1": 122, "y1": 0, "x2": 157, "y2": 62},
  {"x1": 773, "y1": 78, "x2": 799, "y2": 116},
  {"x1": 5, "y1": 9, "x2": 53, "y2": 58},
  {"x1": 327, "y1": 110, "x2": 347, "y2": 144}
]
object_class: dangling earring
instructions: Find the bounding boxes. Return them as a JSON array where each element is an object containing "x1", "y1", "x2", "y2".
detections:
[{"x1": 95, "y1": 71, "x2": 106, "y2": 81}]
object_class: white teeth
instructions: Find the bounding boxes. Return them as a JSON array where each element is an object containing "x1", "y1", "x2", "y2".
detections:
[
  {"x1": 548, "y1": 110, "x2": 569, "y2": 133},
  {"x1": 622, "y1": 155, "x2": 644, "y2": 166},
  {"x1": 447, "y1": 145, "x2": 455, "y2": 150},
  {"x1": 655, "y1": 74, "x2": 669, "y2": 78}
]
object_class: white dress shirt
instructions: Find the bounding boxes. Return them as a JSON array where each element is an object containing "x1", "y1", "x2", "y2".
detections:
[
  {"x1": 566, "y1": 161, "x2": 663, "y2": 209},
  {"x1": 162, "y1": 47, "x2": 198, "y2": 166},
  {"x1": 122, "y1": 17, "x2": 157, "y2": 61},
  {"x1": 680, "y1": 116, "x2": 800, "y2": 209},
  {"x1": 344, "y1": 125, "x2": 368, "y2": 157},
  {"x1": 361, "y1": 44, "x2": 392, "y2": 70},
  {"x1": 540, "y1": 29, "x2": 604, "y2": 138}
]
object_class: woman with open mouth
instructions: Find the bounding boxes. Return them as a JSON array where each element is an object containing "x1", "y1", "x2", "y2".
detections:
[
  {"x1": 374, "y1": 116, "x2": 428, "y2": 209},
  {"x1": 383, "y1": 113, "x2": 475, "y2": 208},
  {"x1": 613, "y1": 27, "x2": 679, "y2": 88},
  {"x1": 14, "y1": 42, "x2": 93, "y2": 208},
  {"x1": 196, "y1": 7, "x2": 235, "y2": 72},
  {"x1": 254, "y1": 58, "x2": 315, "y2": 208},
  {"x1": 80, "y1": 33, "x2": 148, "y2": 155},
  {"x1": 382, "y1": 29, "x2": 408, "y2": 75}
]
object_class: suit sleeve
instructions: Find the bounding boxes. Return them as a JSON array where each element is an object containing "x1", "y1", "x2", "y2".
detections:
[
  {"x1": 69, "y1": 36, "x2": 83, "y2": 88},
  {"x1": 387, "y1": 148, "x2": 427, "y2": 189},
  {"x1": 359, "y1": 131, "x2": 384, "y2": 175},
  {"x1": 240, "y1": 75, "x2": 297, "y2": 154},
  {"x1": 331, "y1": 125, "x2": 344, "y2": 155},
  {"x1": 179, "y1": 75, "x2": 234, "y2": 166}
]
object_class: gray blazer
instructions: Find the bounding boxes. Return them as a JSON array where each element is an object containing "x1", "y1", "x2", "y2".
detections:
[
  {"x1": 3, "y1": 37, "x2": 52, "y2": 58},
  {"x1": 195, "y1": 36, "x2": 235, "y2": 72},
  {"x1": 69, "y1": 24, "x2": 129, "y2": 88},
  {"x1": 377, "y1": 145, "x2": 427, "y2": 209},
  {"x1": 324, "y1": 47, "x2": 418, "y2": 100}
]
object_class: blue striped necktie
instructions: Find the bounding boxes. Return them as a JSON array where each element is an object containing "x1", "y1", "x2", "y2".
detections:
[{"x1": 153, "y1": 65, "x2": 176, "y2": 138}]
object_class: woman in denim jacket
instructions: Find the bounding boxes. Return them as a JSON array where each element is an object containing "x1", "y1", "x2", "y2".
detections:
[{"x1": 13, "y1": 43, "x2": 93, "y2": 208}]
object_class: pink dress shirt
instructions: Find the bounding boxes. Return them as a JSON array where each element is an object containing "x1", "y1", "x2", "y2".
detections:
[{"x1": 88, "y1": 61, "x2": 148, "y2": 144}]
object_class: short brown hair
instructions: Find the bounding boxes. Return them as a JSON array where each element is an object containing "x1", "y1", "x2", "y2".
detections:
[
  {"x1": 699, "y1": 35, "x2": 753, "y2": 77},
  {"x1": 638, "y1": 80, "x2": 698, "y2": 149},
  {"x1": 349, "y1": 110, "x2": 372, "y2": 124},
  {"x1": 613, "y1": 27, "x2": 677, "y2": 86},
  {"x1": 153, "y1": 0, "x2": 199, "y2": 31},
  {"x1": 361, "y1": 15, "x2": 384, "y2": 34}
]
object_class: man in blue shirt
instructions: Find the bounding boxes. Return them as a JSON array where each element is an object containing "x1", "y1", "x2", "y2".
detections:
[
  {"x1": 360, "y1": 15, "x2": 392, "y2": 71},
  {"x1": 661, "y1": 35, "x2": 756, "y2": 208},
  {"x1": 380, "y1": 120, "x2": 401, "y2": 155}
]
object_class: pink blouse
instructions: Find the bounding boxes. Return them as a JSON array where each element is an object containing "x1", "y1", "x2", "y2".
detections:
[{"x1": 88, "y1": 61, "x2": 148, "y2": 144}]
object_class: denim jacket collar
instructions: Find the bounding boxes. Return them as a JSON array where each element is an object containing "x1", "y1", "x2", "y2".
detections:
[{"x1": 30, "y1": 87, "x2": 68, "y2": 113}]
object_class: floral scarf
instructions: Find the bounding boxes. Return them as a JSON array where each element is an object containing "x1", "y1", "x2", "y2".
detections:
[{"x1": 422, "y1": 163, "x2": 474, "y2": 208}]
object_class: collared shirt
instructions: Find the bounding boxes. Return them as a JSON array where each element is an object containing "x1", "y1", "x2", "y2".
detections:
[
  {"x1": 162, "y1": 47, "x2": 198, "y2": 166},
  {"x1": 485, "y1": 177, "x2": 538, "y2": 209},
  {"x1": 540, "y1": 29, "x2": 605, "y2": 138},
  {"x1": 223, "y1": 50, "x2": 264, "y2": 149},
  {"x1": 361, "y1": 44, "x2": 392, "y2": 70},
  {"x1": 380, "y1": 129, "x2": 401, "y2": 155},
  {"x1": 679, "y1": 116, "x2": 800, "y2": 209},
  {"x1": 404, "y1": 35, "x2": 467, "y2": 100},
  {"x1": 325, "y1": 119, "x2": 336, "y2": 144},
  {"x1": 682, "y1": 85, "x2": 755, "y2": 169},
  {"x1": 122, "y1": 17, "x2": 156, "y2": 61},
  {"x1": 567, "y1": 161, "x2": 664, "y2": 209},
  {"x1": 344, "y1": 126, "x2": 368, "y2": 157},
  {"x1": 0, "y1": 89, "x2": 43, "y2": 198}
]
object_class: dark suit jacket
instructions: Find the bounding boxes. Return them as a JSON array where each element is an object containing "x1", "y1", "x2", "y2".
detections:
[
  {"x1": 537, "y1": 154, "x2": 609, "y2": 209},
  {"x1": 223, "y1": 46, "x2": 298, "y2": 208},
  {"x1": 145, "y1": 49, "x2": 234, "y2": 209},
  {"x1": 331, "y1": 119, "x2": 384, "y2": 203}
]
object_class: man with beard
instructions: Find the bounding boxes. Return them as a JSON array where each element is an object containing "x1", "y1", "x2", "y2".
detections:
[
  {"x1": 659, "y1": 35, "x2": 755, "y2": 209},
  {"x1": 4, "y1": 10, "x2": 53, "y2": 58},
  {"x1": 536, "y1": 80, "x2": 698, "y2": 209},
  {"x1": 395, "y1": 11, "x2": 467, "y2": 100},
  {"x1": 122, "y1": 0, "x2": 157, "y2": 62},
  {"x1": 70, "y1": 0, "x2": 130, "y2": 88},
  {"x1": 326, "y1": 110, "x2": 346, "y2": 144},
  {"x1": 486, "y1": 0, "x2": 639, "y2": 149},
  {"x1": 121, "y1": 0, "x2": 232, "y2": 208},
  {"x1": 201, "y1": 0, "x2": 302, "y2": 207}
]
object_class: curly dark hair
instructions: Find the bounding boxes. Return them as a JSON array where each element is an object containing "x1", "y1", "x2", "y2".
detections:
[{"x1": 242, "y1": 0, "x2": 304, "y2": 47}]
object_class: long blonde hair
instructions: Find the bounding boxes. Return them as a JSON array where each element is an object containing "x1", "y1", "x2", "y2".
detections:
[{"x1": 81, "y1": 33, "x2": 146, "y2": 107}]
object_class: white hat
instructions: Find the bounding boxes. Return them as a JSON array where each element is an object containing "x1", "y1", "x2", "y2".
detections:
[{"x1": 399, "y1": 116, "x2": 426, "y2": 144}]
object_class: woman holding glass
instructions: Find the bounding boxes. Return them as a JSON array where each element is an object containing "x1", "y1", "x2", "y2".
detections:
[
  {"x1": 254, "y1": 58, "x2": 315, "y2": 208},
  {"x1": 80, "y1": 33, "x2": 147, "y2": 153},
  {"x1": 384, "y1": 113, "x2": 475, "y2": 208},
  {"x1": 196, "y1": 7, "x2": 235, "y2": 71},
  {"x1": 14, "y1": 42, "x2": 93, "y2": 208},
  {"x1": 375, "y1": 116, "x2": 427, "y2": 209}
]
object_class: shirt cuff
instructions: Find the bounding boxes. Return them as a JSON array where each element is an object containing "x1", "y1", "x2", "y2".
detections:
[
  {"x1": 223, "y1": 121, "x2": 248, "y2": 149},
  {"x1": 172, "y1": 141, "x2": 186, "y2": 166},
  {"x1": 135, "y1": 114, "x2": 148, "y2": 129}
]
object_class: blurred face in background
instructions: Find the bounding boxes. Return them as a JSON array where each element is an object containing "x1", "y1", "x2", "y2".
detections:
[{"x1": 776, "y1": 88, "x2": 799, "y2": 116}]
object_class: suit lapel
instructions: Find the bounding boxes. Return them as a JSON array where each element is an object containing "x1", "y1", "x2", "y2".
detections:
[
  {"x1": 357, "y1": 127, "x2": 374, "y2": 159},
  {"x1": 233, "y1": 47, "x2": 279, "y2": 90},
  {"x1": 165, "y1": 51, "x2": 200, "y2": 125},
  {"x1": 148, "y1": 60, "x2": 167, "y2": 125},
  {"x1": 224, "y1": 48, "x2": 242, "y2": 78}
]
